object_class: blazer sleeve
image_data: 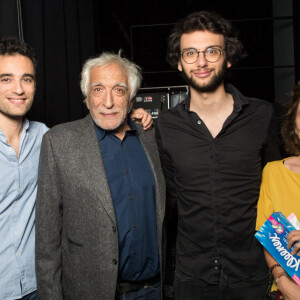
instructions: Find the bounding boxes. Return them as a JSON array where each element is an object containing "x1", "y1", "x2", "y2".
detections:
[{"x1": 35, "y1": 132, "x2": 63, "y2": 300}]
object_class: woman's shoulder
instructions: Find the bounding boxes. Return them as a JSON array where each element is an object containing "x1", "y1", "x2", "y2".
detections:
[
  {"x1": 263, "y1": 159, "x2": 287, "y2": 175},
  {"x1": 265, "y1": 158, "x2": 286, "y2": 168}
]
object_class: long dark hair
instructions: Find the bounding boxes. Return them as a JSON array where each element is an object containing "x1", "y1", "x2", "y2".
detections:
[{"x1": 281, "y1": 82, "x2": 300, "y2": 156}]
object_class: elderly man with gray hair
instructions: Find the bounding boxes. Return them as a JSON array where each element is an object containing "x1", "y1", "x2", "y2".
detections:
[{"x1": 35, "y1": 52, "x2": 165, "y2": 300}]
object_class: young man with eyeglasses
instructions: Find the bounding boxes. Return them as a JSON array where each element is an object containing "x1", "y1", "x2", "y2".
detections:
[{"x1": 156, "y1": 11, "x2": 281, "y2": 300}]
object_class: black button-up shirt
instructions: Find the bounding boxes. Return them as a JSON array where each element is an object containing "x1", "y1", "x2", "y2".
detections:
[
  {"x1": 156, "y1": 84, "x2": 281, "y2": 285},
  {"x1": 94, "y1": 119, "x2": 159, "y2": 281}
]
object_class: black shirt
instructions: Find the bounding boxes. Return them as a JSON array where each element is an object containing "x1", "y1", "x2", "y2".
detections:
[{"x1": 155, "y1": 84, "x2": 281, "y2": 285}]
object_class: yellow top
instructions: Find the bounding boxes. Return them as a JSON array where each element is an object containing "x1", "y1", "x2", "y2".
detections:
[
  {"x1": 256, "y1": 158, "x2": 300, "y2": 292},
  {"x1": 256, "y1": 158, "x2": 300, "y2": 230}
]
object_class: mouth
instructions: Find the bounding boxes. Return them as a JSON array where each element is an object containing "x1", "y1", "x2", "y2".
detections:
[
  {"x1": 7, "y1": 97, "x2": 27, "y2": 104},
  {"x1": 192, "y1": 69, "x2": 213, "y2": 78},
  {"x1": 100, "y1": 111, "x2": 119, "y2": 117}
]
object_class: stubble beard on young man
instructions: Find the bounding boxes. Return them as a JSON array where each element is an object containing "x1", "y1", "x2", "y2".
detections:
[
  {"x1": 0, "y1": 101, "x2": 33, "y2": 122},
  {"x1": 182, "y1": 59, "x2": 228, "y2": 93}
]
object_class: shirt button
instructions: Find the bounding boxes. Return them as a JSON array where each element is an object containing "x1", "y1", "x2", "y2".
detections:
[
  {"x1": 214, "y1": 259, "x2": 219, "y2": 264},
  {"x1": 134, "y1": 224, "x2": 137, "y2": 228},
  {"x1": 214, "y1": 266, "x2": 219, "y2": 270},
  {"x1": 197, "y1": 120, "x2": 201, "y2": 125},
  {"x1": 112, "y1": 259, "x2": 118, "y2": 265},
  {"x1": 125, "y1": 170, "x2": 129, "y2": 173},
  {"x1": 130, "y1": 196, "x2": 134, "y2": 200}
]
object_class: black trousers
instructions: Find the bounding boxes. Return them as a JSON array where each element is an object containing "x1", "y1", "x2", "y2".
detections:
[{"x1": 174, "y1": 270, "x2": 269, "y2": 300}]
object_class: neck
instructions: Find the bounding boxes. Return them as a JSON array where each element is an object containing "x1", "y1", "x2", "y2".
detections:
[
  {"x1": 0, "y1": 115, "x2": 24, "y2": 157},
  {"x1": 0, "y1": 115, "x2": 24, "y2": 141},
  {"x1": 189, "y1": 83, "x2": 232, "y2": 113},
  {"x1": 114, "y1": 118, "x2": 131, "y2": 140}
]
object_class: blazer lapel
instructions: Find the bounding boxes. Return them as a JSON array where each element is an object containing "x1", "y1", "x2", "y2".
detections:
[
  {"x1": 77, "y1": 115, "x2": 117, "y2": 225},
  {"x1": 137, "y1": 125, "x2": 165, "y2": 220}
]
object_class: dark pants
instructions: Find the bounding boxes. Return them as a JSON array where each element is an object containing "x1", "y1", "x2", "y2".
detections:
[
  {"x1": 174, "y1": 270, "x2": 268, "y2": 300},
  {"x1": 21, "y1": 291, "x2": 38, "y2": 300},
  {"x1": 115, "y1": 280, "x2": 161, "y2": 300}
]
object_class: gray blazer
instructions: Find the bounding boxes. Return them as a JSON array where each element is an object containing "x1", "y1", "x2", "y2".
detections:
[{"x1": 35, "y1": 114, "x2": 166, "y2": 300}]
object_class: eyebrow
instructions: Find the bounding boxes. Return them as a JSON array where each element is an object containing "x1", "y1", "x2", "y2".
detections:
[
  {"x1": 90, "y1": 82, "x2": 128, "y2": 89},
  {"x1": 0, "y1": 73, "x2": 35, "y2": 79},
  {"x1": 182, "y1": 45, "x2": 224, "y2": 51}
]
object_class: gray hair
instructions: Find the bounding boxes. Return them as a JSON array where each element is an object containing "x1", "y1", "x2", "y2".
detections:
[{"x1": 80, "y1": 51, "x2": 142, "y2": 100}]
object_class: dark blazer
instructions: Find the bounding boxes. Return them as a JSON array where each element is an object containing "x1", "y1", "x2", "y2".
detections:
[{"x1": 35, "y1": 114, "x2": 166, "y2": 300}]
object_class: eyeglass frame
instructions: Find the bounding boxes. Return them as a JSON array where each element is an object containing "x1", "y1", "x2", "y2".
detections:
[{"x1": 180, "y1": 47, "x2": 226, "y2": 64}]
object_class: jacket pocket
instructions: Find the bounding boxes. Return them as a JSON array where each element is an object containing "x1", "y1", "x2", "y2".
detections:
[{"x1": 67, "y1": 238, "x2": 83, "y2": 254}]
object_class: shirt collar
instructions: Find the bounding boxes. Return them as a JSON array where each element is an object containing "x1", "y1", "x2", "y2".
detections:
[
  {"x1": 23, "y1": 118, "x2": 30, "y2": 131},
  {"x1": 93, "y1": 117, "x2": 137, "y2": 142},
  {"x1": 182, "y1": 83, "x2": 249, "y2": 113}
]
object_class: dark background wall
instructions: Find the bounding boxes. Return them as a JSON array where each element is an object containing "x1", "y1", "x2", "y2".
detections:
[{"x1": 0, "y1": 0, "x2": 299, "y2": 128}]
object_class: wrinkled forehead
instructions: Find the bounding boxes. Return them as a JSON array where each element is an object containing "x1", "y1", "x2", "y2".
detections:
[{"x1": 90, "y1": 63, "x2": 128, "y2": 83}]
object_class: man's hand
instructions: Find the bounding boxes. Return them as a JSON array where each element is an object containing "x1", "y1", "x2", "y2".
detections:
[
  {"x1": 130, "y1": 108, "x2": 153, "y2": 130},
  {"x1": 287, "y1": 230, "x2": 300, "y2": 255}
]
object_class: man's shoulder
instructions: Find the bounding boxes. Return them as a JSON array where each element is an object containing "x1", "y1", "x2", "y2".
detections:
[
  {"x1": 46, "y1": 115, "x2": 90, "y2": 137},
  {"x1": 241, "y1": 96, "x2": 275, "y2": 121},
  {"x1": 27, "y1": 120, "x2": 49, "y2": 135},
  {"x1": 228, "y1": 84, "x2": 273, "y2": 113},
  {"x1": 156, "y1": 102, "x2": 185, "y2": 125},
  {"x1": 246, "y1": 97, "x2": 273, "y2": 109}
]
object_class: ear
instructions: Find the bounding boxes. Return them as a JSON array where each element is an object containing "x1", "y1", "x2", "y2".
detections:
[
  {"x1": 227, "y1": 61, "x2": 232, "y2": 69},
  {"x1": 129, "y1": 98, "x2": 134, "y2": 111},
  {"x1": 178, "y1": 60, "x2": 183, "y2": 72},
  {"x1": 85, "y1": 98, "x2": 90, "y2": 109}
]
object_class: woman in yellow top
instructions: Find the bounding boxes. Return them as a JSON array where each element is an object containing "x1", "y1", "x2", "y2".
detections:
[{"x1": 256, "y1": 82, "x2": 300, "y2": 300}]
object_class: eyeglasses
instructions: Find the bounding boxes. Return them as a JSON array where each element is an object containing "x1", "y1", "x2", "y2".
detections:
[{"x1": 180, "y1": 47, "x2": 226, "y2": 64}]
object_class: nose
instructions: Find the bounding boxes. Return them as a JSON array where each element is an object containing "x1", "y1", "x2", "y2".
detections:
[
  {"x1": 12, "y1": 80, "x2": 25, "y2": 95},
  {"x1": 102, "y1": 91, "x2": 114, "y2": 108},
  {"x1": 196, "y1": 51, "x2": 207, "y2": 68}
]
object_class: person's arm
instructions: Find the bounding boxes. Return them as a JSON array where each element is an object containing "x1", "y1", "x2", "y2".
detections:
[
  {"x1": 35, "y1": 133, "x2": 63, "y2": 300},
  {"x1": 262, "y1": 108, "x2": 282, "y2": 166},
  {"x1": 130, "y1": 108, "x2": 153, "y2": 130},
  {"x1": 155, "y1": 121, "x2": 177, "y2": 210},
  {"x1": 155, "y1": 120, "x2": 178, "y2": 292},
  {"x1": 256, "y1": 164, "x2": 273, "y2": 230},
  {"x1": 264, "y1": 250, "x2": 300, "y2": 300}
]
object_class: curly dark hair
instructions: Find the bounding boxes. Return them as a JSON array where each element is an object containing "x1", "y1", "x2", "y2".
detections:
[
  {"x1": 167, "y1": 11, "x2": 246, "y2": 69},
  {"x1": 0, "y1": 36, "x2": 37, "y2": 70},
  {"x1": 281, "y1": 82, "x2": 300, "y2": 156}
]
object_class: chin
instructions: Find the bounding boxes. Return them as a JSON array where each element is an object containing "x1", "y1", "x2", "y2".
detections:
[{"x1": 95, "y1": 119, "x2": 121, "y2": 131}]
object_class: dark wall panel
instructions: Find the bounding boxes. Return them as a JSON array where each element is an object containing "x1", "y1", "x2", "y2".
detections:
[{"x1": 0, "y1": 0, "x2": 298, "y2": 126}]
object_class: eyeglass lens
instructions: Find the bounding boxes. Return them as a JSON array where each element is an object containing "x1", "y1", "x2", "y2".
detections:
[{"x1": 182, "y1": 48, "x2": 223, "y2": 63}]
